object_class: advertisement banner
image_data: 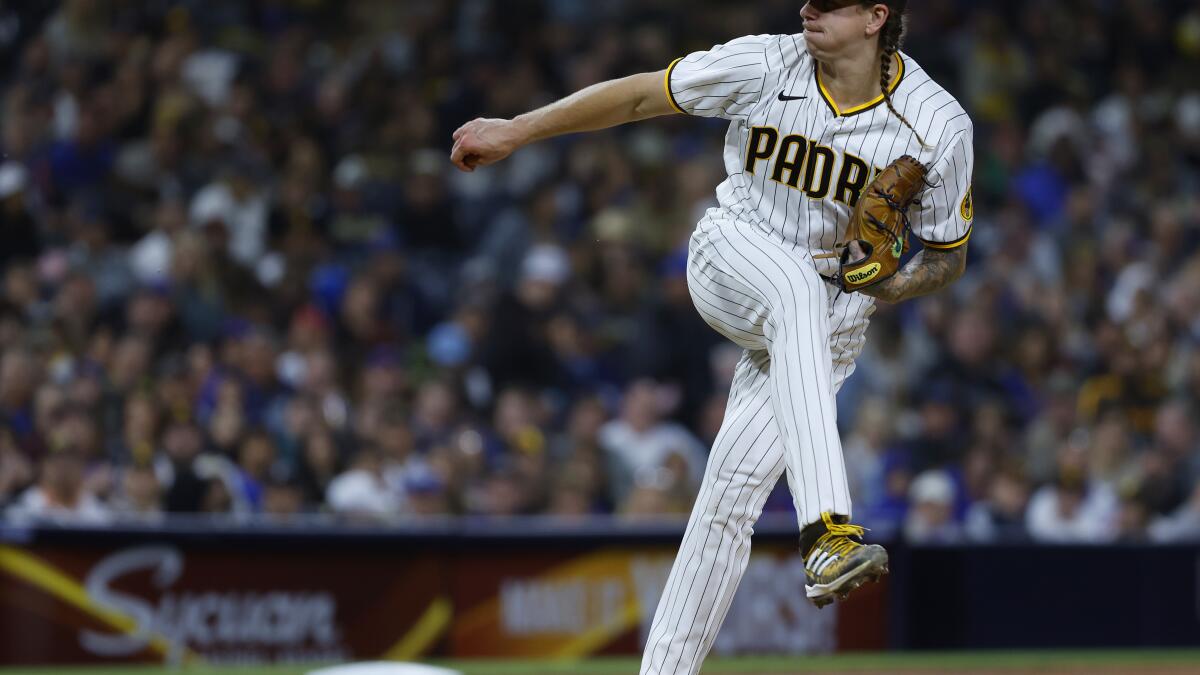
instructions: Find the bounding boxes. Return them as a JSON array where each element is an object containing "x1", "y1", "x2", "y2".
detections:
[
  {"x1": 449, "y1": 544, "x2": 886, "y2": 659},
  {"x1": 0, "y1": 544, "x2": 448, "y2": 667},
  {"x1": 0, "y1": 529, "x2": 886, "y2": 667}
]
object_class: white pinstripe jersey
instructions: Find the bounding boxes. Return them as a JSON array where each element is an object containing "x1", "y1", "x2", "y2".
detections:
[{"x1": 665, "y1": 34, "x2": 974, "y2": 254}]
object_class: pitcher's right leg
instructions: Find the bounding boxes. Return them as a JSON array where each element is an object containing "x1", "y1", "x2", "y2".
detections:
[{"x1": 640, "y1": 350, "x2": 785, "y2": 675}]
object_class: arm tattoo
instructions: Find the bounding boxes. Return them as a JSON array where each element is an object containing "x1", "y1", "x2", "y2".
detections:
[{"x1": 867, "y1": 244, "x2": 968, "y2": 303}]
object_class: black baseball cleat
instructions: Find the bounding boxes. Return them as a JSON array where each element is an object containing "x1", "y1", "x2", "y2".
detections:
[{"x1": 802, "y1": 512, "x2": 889, "y2": 609}]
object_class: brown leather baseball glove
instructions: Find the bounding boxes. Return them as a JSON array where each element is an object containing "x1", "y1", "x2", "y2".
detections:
[{"x1": 835, "y1": 155, "x2": 928, "y2": 292}]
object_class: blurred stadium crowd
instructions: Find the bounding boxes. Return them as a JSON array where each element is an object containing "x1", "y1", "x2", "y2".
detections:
[{"x1": 2, "y1": 0, "x2": 1200, "y2": 544}]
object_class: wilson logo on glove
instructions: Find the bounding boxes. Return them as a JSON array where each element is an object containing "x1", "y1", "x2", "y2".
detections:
[
  {"x1": 835, "y1": 155, "x2": 929, "y2": 292},
  {"x1": 846, "y1": 264, "x2": 881, "y2": 284}
]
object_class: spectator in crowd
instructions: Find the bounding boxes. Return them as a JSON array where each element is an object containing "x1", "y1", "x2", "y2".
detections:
[
  {"x1": 965, "y1": 460, "x2": 1032, "y2": 542},
  {"x1": 6, "y1": 445, "x2": 109, "y2": 524},
  {"x1": 261, "y1": 466, "x2": 305, "y2": 521},
  {"x1": 1138, "y1": 399, "x2": 1200, "y2": 515},
  {"x1": 326, "y1": 445, "x2": 397, "y2": 519},
  {"x1": 1026, "y1": 433, "x2": 1119, "y2": 543},
  {"x1": 295, "y1": 425, "x2": 341, "y2": 509},
  {"x1": 0, "y1": 427, "x2": 33, "y2": 507},
  {"x1": 599, "y1": 379, "x2": 705, "y2": 506},
  {"x1": 547, "y1": 395, "x2": 612, "y2": 516},
  {"x1": 108, "y1": 464, "x2": 164, "y2": 523},
  {"x1": 1149, "y1": 483, "x2": 1200, "y2": 543},
  {"x1": 483, "y1": 244, "x2": 572, "y2": 392},
  {"x1": 234, "y1": 430, "x2": 277, "y2": 511},
  {"x1": 904, "y1": 470, "x2": 963, "y2": 544},
  {"x1": 619, "y1": 462, "x2": 692, "y2": 522},
  {"x1": 401, "y1": 462, "x2": 452, "y2": 517},
  {"x1": 842, "y1": 398, "x2": 896, "y2": 512}
]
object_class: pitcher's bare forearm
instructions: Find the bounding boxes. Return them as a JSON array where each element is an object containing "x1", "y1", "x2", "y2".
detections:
[
  {"x1": 861, "y1": 244, "x2": 967, "y2": 303},
  {"x1": 451, "y1": 70, "x2": 676, "y2": 171},
  {"x1": 516, "y1": 71, "x2": 677, "y2": 143}
]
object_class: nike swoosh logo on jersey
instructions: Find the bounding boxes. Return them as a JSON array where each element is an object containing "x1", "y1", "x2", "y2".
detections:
[{"x1": 778, "y1": 93, "x2": 808, "y2": 101}]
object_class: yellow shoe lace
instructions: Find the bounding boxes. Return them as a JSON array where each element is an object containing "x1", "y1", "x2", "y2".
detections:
[{"x1": 811, "y1": 512, "x2": 867, "y2": 559}]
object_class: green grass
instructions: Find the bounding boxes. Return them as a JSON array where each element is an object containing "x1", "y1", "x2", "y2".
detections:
[{"x1": 8, "y1": 651, "x2": 1200, "y2": 674}]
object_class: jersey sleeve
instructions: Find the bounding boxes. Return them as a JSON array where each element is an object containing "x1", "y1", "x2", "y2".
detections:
[
  {"x1": 665, "y1": 35, "x2": 771, "y2": 120},
  {"x1": 911, "y1": 125, "x2": 974, "y2": 249}
]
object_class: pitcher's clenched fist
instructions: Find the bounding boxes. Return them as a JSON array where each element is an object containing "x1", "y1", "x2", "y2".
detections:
[{"x1": 450, "y1": 117, "x2": 525, "y2": 172}]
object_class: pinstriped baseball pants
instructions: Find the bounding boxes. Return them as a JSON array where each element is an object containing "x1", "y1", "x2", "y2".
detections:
[{"x1": 640, "y1": 210, "x2": 875, "y2": 674}]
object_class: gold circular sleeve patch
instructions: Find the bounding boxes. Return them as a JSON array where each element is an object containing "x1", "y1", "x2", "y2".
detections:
[{"x1": 960, "y1": 185, "x2": 974, "y2": 222}]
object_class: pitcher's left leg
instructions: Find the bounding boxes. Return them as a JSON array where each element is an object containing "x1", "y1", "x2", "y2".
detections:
[{"x1": 640, "y1": 350, "x2": 784, "y2": 675}]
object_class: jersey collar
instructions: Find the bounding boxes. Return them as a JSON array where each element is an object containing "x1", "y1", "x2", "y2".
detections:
[{"x1": 815, "y1": 52, "x2": 905, "y2": 117}]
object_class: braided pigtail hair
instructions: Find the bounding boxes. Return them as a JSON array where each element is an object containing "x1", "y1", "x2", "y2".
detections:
[{"x1": 875, "y1": 7, "x2": 929, "y2": 148}]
